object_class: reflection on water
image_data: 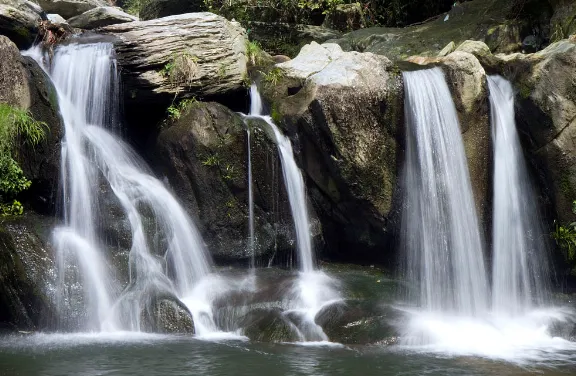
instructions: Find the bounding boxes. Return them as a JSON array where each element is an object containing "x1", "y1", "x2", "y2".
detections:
[{"x1": 0, "y1": 334, "x2": 575, "y2": 376}]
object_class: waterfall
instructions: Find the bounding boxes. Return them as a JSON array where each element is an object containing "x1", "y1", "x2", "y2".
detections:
[
  {"x1": 247, "y1": 128, "x2": 255, "y2": 269},
  {"x1": 401, "y1": 68, "x2": 489, "y2": 316},
  {"x1": 488, "y1": 75, "x2": 549, "y2": 315},
  {"x1": 244, "y1": 84, "x2": 340, "y2": 341},
  {"x1": 26, "y1": 43, "x2": 212, "y2": 332}
]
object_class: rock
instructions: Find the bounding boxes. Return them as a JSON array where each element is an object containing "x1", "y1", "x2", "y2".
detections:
[
  {"x1": 67, "y1": 6, "x2": 137, "y2": 29},
  {"x1": 406, "y1": 50, "x2": 491, "y2": 227},
  {"x1": 244, "y1": 21, "x2": 341, "y2": 57},
  {"x1": 322, "y1": 3, "x2": 364, "y2": 32},
  {"x1": 455, "y1": 40, "x2": 491, "y2": 56},
  {"x1": 47, "y1": 13, "x2": 67, "y2": 24},
  {"x1": 0, "y1": 36, "x2": 63, "y2": 214},
  {"x1": 522, "y1": 35, "x2": 543, "y2": 53},
  {"x1": 0, "y1": 214, "x2": 57, "y2": 332},
  {"x1": 0, "y1": 0, "x2": 44, "y2": 48},
  {"x1": 327, "y1": 0, "x2": 530, "y2": 61},
  {"x1": 314, "y1": 300, "x2": 398, "y2": 344},
  {"x1": 155, "y1": 101, "x2": 315, "y2": 264},
  {"x1": 100, "y1": 13, "x2": 247, "y2": 104},
  {"x1": 141, "y1": 295, "x2": 194, "y2": 334},
  {"x1": 240, "y1": 308, "x2": 300, "y2": 342},
  {"x1": 139, "y1": 0, "x2": 205, "y2": 21},
  {"x1": 261, "y1": 42, "x2": 403, "y2": 265},
  {"x1": 438, "y1": 41, "x2": 455, "y2": 57},
  {"x1": 550, "y1": 0, "x2": 576, "y2": 42},
  {"x1": 36, "y1": 0, "x2": 107, "y2": 19},
  {"x1": 484, "y1": 22, "x2": 525, "y2": 53}
]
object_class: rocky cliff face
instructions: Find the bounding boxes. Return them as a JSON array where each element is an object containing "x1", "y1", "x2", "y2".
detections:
[{"x1": 261, "y1": 42, "x2": 403, "y2": 264}]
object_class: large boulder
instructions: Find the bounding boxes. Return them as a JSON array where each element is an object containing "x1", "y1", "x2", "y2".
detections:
[
  {"x1": 36, "y1": 0, "x2": 107, "y2": 19},
  {"x1": 139, "y1": 0, "x2": 205, "y2": 21},
  {"x1": 67, "y1": 6, "x2": 137, "y2": 29},
  {"x1": 261, "y1": 42, "x2": 403, "y2": 265},
  {"x1": 0, "y1": 36, "x2": 63, "y2": 214},
  {"x1": 155, "y1": 101, "x2": 321, "y2": 264},
  {"x1": 0, "y1": 0, "x2": 44, "y2": 48},
  {"x1": 0, "y1": 214, "x2": 57, "y2": 332},
  {"x1": 100, "y1": 13, "x2": 248, "y2": 104}
]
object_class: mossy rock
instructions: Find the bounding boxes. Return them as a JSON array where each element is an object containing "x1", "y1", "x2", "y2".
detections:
[{"x1": 240, "y1": 308, "x2": 300, "y2": 342}]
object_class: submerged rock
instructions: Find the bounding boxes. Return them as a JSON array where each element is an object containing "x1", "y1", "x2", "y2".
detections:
[
  {"x1": 141, "y1": 294, "x2": 195, "y2": 334},
  {"x1": 100, "y1": 12, "x2": 248, "y2": 105},
  {"x1": 0, "y1": 0, "x2": 44, "y2": 48},
  {"x1": 67, "y1": 6, "x2": 137, "y2": 29},
  {"x1": 262, "y1": 42, "x2": 403, "y2": 264},
  {"x1": 240, "y1": 308, "x2": 300, "y2": 342},
  {"x1": 0, "y1": 36, "x2": 63, "y2": 214}
]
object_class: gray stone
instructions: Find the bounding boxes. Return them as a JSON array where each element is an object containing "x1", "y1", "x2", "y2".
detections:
[
  {"x1": 0, "y1": 0, "x2": 43, "y2": 48},
  {"x1": 67, "y1": 6, "x2": 137, "y2": 29},
  {"x1": 47, "y1": 13, "x2": 67, "y2": 24},
  {"x1": 261, "y1": 42, "x2": 403, "y2": 263},
  {"x1": 100, "y1": 13, "x2": 247, "y2": 103},
  {"x1": 36, "y1": 0, "x2": 107, "y2": 19}
]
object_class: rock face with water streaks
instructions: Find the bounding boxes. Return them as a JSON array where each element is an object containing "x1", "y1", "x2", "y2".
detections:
[
  {"x1": 0, "y1": 0, "x2": 44, "y2": 48},
  {"x1": 100, "y1": 13, "x2": 248, "y2": 104},
  {"x1": 0, "y1": 36, "x2": 63, "y2": 214},
  {"x1": 261, "y1": 42, "x2": 403, "y2": 264},
  {"x1": 155, "y1": 101, "x2": 323, "y2": 264},
  {"x1": 67, "y1": 6, "x2": 137, "y2": 29},
  {"x1": 0, "y1": 215, "x2": 57, "y2": 332}
]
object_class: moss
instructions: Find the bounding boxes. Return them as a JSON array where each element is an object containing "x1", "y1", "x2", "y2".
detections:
[{"x1": 560, "y1": 174, "x2": 575, "y2": 198}]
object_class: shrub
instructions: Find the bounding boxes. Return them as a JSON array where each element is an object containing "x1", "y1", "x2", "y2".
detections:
[{"x1": 0, "y1": 104, "x2": 47, "y2": 215}]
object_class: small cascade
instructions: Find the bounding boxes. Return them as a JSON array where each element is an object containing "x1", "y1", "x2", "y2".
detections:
[
  {"x1": 247, "y1": 128, "x2": 255, "y2": 269},
  {"x1": 245, "y1": 84, "x2": 341, "y2": 341},
  {"x1": 488, "y1": 75, "x2": 550, "y2": 315},
  {"x1": 26, "y1": 43, "x2": 213, "y2": 332},
  {"x1": 401, "y1": 68, "x2": 489, "y2": 316}
]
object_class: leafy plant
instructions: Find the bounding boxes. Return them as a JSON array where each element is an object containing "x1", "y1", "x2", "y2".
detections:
[
  {"x1": 160, "y1": 52, "x2": 200, "y2": 87},
  {"x1": 551, "y1": 200, "x2": 576, "y2": 275},
  {"x1": 0, "y1": 104, "x2": 47, "y2": 216},
  {"x1": 166, "y1": 97, "x2": 198, "y2": 121},
  {"x1": 202, "y1": 154, "x2": 221, "y2": 167},
  {"x1": 262, "y1": 67, "x2": 285, "y2": 87}
]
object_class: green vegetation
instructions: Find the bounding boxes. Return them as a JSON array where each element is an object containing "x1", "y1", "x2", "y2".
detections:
[
  {"x1": 0, "y1": 104, "x2": 47, "y2": 216},
  {"x1": 551, "y1": 201, "x2": 576, "y2": 276},
  {"x1": 167, "y1": 98, "x2": 198, "y2": 121},
  {"x1": 160, "y1": 52, "x2": 200, "y2": 87},
  {"x1": 262, "y1": 67, "x2": 285, "y2": 87},
  {"x1": 202, "y1": 153, "x2": 221, "y2": 167}
]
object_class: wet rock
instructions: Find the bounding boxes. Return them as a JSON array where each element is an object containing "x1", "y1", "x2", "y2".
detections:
[
  {"x1": 0, "y1": 0, "x2": 44, "y2": 48},
  {"x1": 67, "y1": 6, "x2": 137, "y2": 29},
  {"x1": 155, "y1": 101, "x2": 319, "y2": 264},
  {"x1": 0, "y1": 36, "x2": 63, "y2": 214},
  {"x1": 36, "y1": 0, "x2": 107, "y2": 19},
  {"x1": 484, "y1": 22, "x2": 525, "y2": 53},
  {"x1": 141, "y1": 294, "x2": 194, "y2": 334},
  {"x1": 240, "y1": 308, "x2": 300, "y2": 342},
  {"x1": 438, "y1": 41, "x2": 455, "y2": 57},
  {"x1": 0, "y1": 214, "x2": 57, "y2": 332},
  {"x1": 139, "y1": 0, "x2": 205, "y2": 21},
  {"x1": 100, "y1": 13, "x2": 247, "y2": 105},
  {"x1": 47, "y1": 13, "x2": 67, "y2": 24},
  {"x1": 315, "y1": 300, "x2": 398, "y2": 344},
  {"x1": 261, "y1": 42, "x2": 403, "y2": 265},
  {"x1": 550, "y1": 0, "x2": 576, "y2": 42},
  {"x1": 322, "y1": 3, "x2": 364, "y2": 32}
]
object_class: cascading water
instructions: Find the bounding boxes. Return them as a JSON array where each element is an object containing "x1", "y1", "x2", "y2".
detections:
[
  {"x1": 401, "y1": 68, "x2": 489, "y2": 316},
  {"x1": 26, "y1": 43, "x2": 215, "y2": 333},
  {"x1": 488, "y1": 75, "x2": 550, "y2": 315},
  {"x1": 399, "y1": 67, "x2": 576, "y2": 362},
  {"x1": 245, "y1": 84, "x2": 340, "y2": 341}
]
